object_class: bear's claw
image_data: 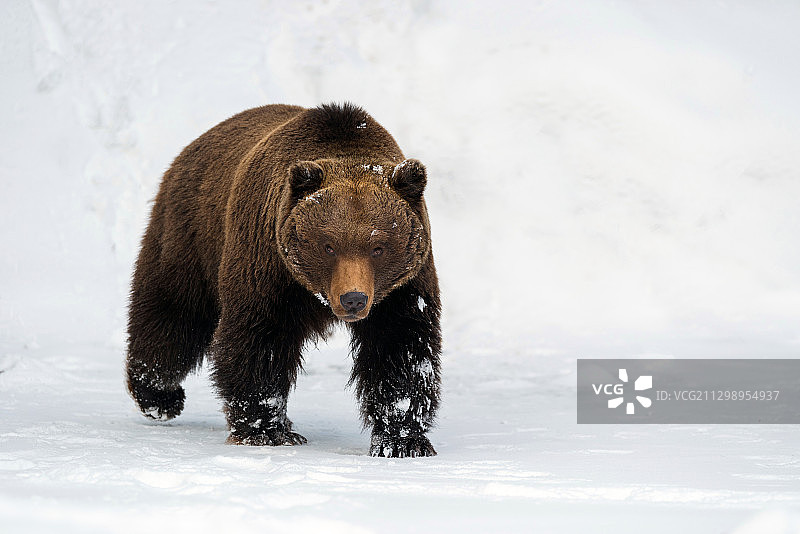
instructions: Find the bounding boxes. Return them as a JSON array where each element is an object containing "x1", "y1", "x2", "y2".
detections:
[
  {"x1": 369, "y1": 433, "x2": 436, "y2": 458},
  {"x1": 227, "y1": 429, "x2": 308, "y2": 446}
]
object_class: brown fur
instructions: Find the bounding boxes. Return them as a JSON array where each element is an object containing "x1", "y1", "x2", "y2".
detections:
[{"x1": 126, "y1": 103, "x2": 441, "y2": 457}]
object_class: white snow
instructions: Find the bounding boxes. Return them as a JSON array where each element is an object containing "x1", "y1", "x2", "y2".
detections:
[
  {"x1": 362, "y1": 164, "x2": 384, "y2": 175},
  {"x1": 303, "y1": 192, "x2": 322, "y2": 204},
  {"x1": 141, "y1": 406, "x2": 163, "y2": 419},
  {"x1": 414, "y1": 359, "x2": 434, "y2": 383},
  {"x1": 393, "y1": 397, "x2": 411, "y2": 413},
  {"x1": 2, "y1": 1, "x2": 800, "y2": 533}
]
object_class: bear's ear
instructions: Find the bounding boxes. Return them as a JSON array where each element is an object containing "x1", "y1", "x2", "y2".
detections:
[
  {"x1": 287, "y1": 161, "x2": 324, "y2": 203},
  {"x1": 389, "y1": 159, "x2": 427, "y2": 201}
]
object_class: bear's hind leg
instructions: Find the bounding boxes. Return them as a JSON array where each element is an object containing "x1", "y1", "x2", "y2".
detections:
[{"x1": 126, "y1": 232, "x2": 218, "y2": 421}]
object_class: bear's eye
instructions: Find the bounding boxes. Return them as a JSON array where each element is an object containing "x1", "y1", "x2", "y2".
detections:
[
  {"x1": 325, "y1": 244, "x2": 336, "y2": 256},
  {"x1": 371, "y1": 247, "x2": 384, "y2": 257}
]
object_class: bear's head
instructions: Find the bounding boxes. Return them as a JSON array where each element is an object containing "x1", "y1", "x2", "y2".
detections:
[{"x1": 278, "y1": 158, "x2": 430, "y2": 322}]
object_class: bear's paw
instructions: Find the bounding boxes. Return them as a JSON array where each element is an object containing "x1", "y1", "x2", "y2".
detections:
[{"x1": 131, "y1": 384, "x2": 185, "y2": 421}]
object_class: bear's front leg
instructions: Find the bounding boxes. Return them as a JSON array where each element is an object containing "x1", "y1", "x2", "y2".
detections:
[
  {"x1": 211, "y1": 303, "x2": 308, "y2": 446},
  {"x1": 348, "y1": 282, "x2": 442, "y2": 458}
]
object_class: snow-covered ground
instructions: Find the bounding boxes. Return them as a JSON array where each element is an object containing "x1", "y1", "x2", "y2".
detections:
[{"x1": 2, "y1": 1, "x2": 800, "y2": 532}]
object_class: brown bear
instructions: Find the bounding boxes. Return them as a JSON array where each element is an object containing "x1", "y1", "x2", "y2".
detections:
[{"x1": 126, "y1": 103, "x2": 441, "y2": 457}]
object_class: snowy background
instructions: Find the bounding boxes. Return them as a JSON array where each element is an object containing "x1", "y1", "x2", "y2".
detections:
[{"x1": 2, "y1": 0, "x2": 800, "y2": 532}]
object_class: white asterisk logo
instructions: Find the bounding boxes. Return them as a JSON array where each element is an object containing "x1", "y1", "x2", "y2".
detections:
[{"x1": 608, "y1": 368, "x2": 652, "y2": 414}]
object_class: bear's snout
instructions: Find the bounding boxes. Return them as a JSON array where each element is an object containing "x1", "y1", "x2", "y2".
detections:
[
  {"x1": 329, "y1": 256, "x2": 374, "y2": 321},
  {"x1": 340, "y1": 291, "x2": 368, "y2": 314}
]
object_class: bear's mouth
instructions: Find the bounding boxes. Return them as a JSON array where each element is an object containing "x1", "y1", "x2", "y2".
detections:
[
  {"x1": 340, "y1": 307, "x2": 374, "y2": 322},
  {"x1": 334, "y1": 306, "x2": 370, "y2": 322}
]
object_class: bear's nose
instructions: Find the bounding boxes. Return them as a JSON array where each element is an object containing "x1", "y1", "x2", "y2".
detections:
[{"x1": 340, "y1": 291, "x2": 368, "y2": 314}]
